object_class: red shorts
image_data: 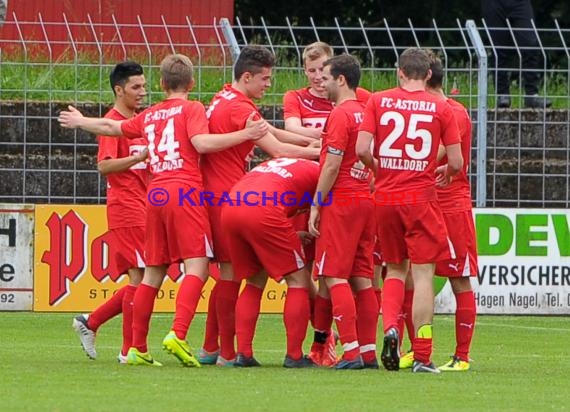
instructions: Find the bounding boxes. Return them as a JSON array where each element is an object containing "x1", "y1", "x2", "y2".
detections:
[
  {"x1": 110, "y1": 226, "x2": 146, "y2": 274},
  {"x1": 291, "y1": 211, "x2": 315, "y2": 262},
  {"x1": 376, "y1": 201, "x2": 453, "y2": 264},
  {"x1": 145, "y1": 183, "x2": 213, "y2": 266},
  {"x1": 208, "y1": 199, "x2": 231, "y2": 263},
  {"x1": 313, "y1": 199, "x2": 374, "y2": 279},
  {"x1": 436, "y1": 209, "x2": 478, "y2": 277},
  {"x1": 373, "y1": 237, "x2": 383, "y2": 267},
  {"x1": 222, "y1": 205, "x2": 306, "y2": 282}
]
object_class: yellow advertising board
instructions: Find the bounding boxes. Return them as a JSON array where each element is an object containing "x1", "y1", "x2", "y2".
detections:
[{"x1": 33, "y1": 205, "x2": 287, "y2": 313}]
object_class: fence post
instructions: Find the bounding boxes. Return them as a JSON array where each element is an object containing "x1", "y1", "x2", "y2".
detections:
[
  {"x1": 220, "y1": 17, "x2": 240, "y2": 62},
  {"x1": 465, "y1": 19, "x2": 487, "y2": 208}
]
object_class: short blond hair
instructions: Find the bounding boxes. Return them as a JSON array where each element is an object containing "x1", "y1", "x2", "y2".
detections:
[
  {"x1": 160, "y1": 54, "x2": 194, "y2": 92},
  {"x1": 302, "y1": 41, "x2": 333, "y2": 64}
]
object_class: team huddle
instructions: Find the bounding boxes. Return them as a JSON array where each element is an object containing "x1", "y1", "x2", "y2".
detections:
[{"x1": 58, "y1": 42, "x2": 477, "y2": 373}]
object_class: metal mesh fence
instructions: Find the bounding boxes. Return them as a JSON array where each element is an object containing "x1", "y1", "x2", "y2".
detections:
[{"x1": 0, "y1": 14, "x2": 568, "y2": 206}]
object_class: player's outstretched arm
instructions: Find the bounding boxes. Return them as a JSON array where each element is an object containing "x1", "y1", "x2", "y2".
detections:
[
  {"x1": 269, "y1": 124, "x2": 317, "y2": 146},
  {"x1": 356, "y1": 130, "x2": 377, "y2": 175},
  {"x1": 192, "y1": 112, "x2": 268, "y2": 154},
  {"x1": 283, "y1": 117, "x2": 323, "y2": 140},
  {"x1": 98, "y1": 148, "x2": 148, "y2": 176},
  {"x1": 435, "y1": 143, "x2": 463, "y2": 187},
  {"x1": 58, "y1": 105, "x2": 123, "y2": 137},
  {"x1": 309, "y1": 152, "x2": 342, "y2": 237},
  {"x1": 256, "y1": 130, "x2": 320, "y2": 160}
]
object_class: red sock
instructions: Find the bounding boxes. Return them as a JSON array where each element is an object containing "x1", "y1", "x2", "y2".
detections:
[
  {"x1": 374, "y1": 288, "x2": 382, "y2": 310},
  {"x1": 120, "y1": 284, "x2": 137, "y2": 356},
  {"x1": 131, "y1": 284, "x2": 159, "y2": 353},
  {"x1": 355, "y1": 287, "x2": 379, "y2": 363},
  {"x1": 235, "y1": 284, "x2": 263, "y2": 358},
  {"x1": 329, "y1": 283, "x2": 359, "y2": 361},
  {"x1": 87, "y1": 286, "x2": 127, "y2": 332},
  {"x1": 381, "y1": 278, "x2": 405, "y2": 333},
  {"x1": 313, "y1": 295, "x2": 333, "y2": 333},
  {"x1": 396, "y1": 311, "x2": 406, "y2": 349},
  {"x1": 283, "y1": 287, "x2": 310, "y2": 360},
  {"x1": 171, "y1": 274, "x2": 205, "y2": 340},
  {"x1": 454, "y1": 290, "x2": 476, "y2": 361},
  {"x1": 412, "y1": 337, "x2": 433, "y2": 364},
  {"x1": 310, "y1": 295, "x2": 333, "y2": 352},
  {"x1": 403, "y1": 289, "x2": 415, "y2": 343},
  {"x1": 216, "y1": 279, "x2": 241, "y2": 360},
  {"x1": 309, "y1": 294, "x2": 315, "y2": 328},
  {"x1": 202, "y1": 281, "x2": 220, "y2": 353}
]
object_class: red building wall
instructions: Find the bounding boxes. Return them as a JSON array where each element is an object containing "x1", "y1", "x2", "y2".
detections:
[{"x1": 0, "y1": 0, "x2": 235, "y2": 61}]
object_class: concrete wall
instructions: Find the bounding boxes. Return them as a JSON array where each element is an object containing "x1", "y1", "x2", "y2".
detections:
[{"x1": 1, "y1": 102, "x2": 568, "y2": 206}]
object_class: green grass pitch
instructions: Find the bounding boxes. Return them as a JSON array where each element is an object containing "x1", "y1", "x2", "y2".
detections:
[{"x1": 1, "y1": 313, "x2": 568, "y2": 411}]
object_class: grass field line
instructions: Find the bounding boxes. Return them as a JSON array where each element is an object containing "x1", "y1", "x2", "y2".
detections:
[{"x1": 438, "y1": 317, "x2": 569, "y2": 332}]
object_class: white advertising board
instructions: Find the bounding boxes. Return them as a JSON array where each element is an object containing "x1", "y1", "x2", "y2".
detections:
[
  {"x1": 436, "y1": 208, "x2": 570, "y2": 314},
  {"x1": 0, "y1": 204, "x2": 34, "y2": 310}
]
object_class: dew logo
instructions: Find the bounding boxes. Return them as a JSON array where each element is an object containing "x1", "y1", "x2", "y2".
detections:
[{"x1": 41, "y1": 211, "x2": 88, "y2": 306}]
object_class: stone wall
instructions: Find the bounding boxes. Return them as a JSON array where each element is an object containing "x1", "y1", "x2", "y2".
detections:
[{"x1": 1, "y1": 102, "x2": 568, "y2": 206}]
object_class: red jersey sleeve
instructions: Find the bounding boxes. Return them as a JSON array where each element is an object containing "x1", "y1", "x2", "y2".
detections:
[
  {"x1": 120, "y1": 113, "x2": 144, "y2": 139},
  {"x1": 323, "y1": 109, "x2": 349, "y2": 153},
  {"x1": 439, "y1": 103, "x2": 461, "y2": 147},
  {"x1": 359, "y1": 94, "x2": 378, "y2": 134},
  {"x1": 230, "y1": 100, "x2": 261, "y2": 129},
  {"x1": 185, "y1": 102, "x2": 210, "y2": 140},
  {"x1": 283, "y1": 90, "x2": 301, "y2": 119},
  {"x1": 356, "y1": 87, "x2": 372, "y2": 104},
  {"x1": 97, "y1": 135, "x2": 119, "y2": 162}
]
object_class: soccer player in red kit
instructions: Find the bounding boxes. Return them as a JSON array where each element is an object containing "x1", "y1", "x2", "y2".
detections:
[
  {"x1": 283, "y1": 41, "x2": 371, "y2": 139},
  {"x1": 72, "y1": 61, "x2": 148, "y2": 363},
  {"x1": 356, "y1": 47, "x2": 463, "y2": 373},
  {"x1": 198, "y1": 45, "x2": 320, "y2": 366},
  {"x1": 221, "y1": 158, "x2": 320, "y2": 367},
  {"x1": 283, "y1": 41, "x2": 372, "y2": 367},
  {"x1": 59, "y1": 53, "x2": 268, "y2": 366},
  {"x1": 426, "y1": 51, "x2": 477, "y2": 372},
  {"x1": 308, "y1": 54, "x2": 378, "y2": 370}
]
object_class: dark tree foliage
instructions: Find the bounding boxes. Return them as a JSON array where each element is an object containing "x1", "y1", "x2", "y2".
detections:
[
  {"x1": 235, "y1": 0, "x2": 569, "y2": 68},
  {"x1": 235, "y1": 0, "x2": 568, "y2": 27}
]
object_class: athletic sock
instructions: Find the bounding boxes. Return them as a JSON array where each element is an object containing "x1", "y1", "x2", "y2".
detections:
[
  {"x1": 355, "y1": 287, "x2": 379, "y2": 363},
  {"x1": 283, "y1": 287, "x2": 310, "y2": 360},
  {"x1": 381, "y1": 278, "x2": 405, "y2": 333},
  {"x1": 131, "y1": 284, "x2": 159, "y2": 353},
  {"x1": 202, "y1": 280, "x2": 220, "y2": 353},
  {"x1": 329, "y1": 283, "x2": 359, "y2": 361},
  {"x1": 454, "y1": 290, "x2": 476, "y2": 361},
  {"x1": 217, "y1": 279, "x2": 241, "y2": 360},
  {"x1": 171, "y1": 274, "x2": 205, "y2": 340},
  {"x1": 87, "y1": 285, "x2": 127, "y2": 332},
  {"x1": 235, "y1": 284, "x2": 263, "y2": 358},
  {"x1": 120, "y1": 284, "x2": 137, "y2": 356}
]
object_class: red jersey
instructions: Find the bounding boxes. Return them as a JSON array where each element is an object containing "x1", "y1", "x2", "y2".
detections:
[
  {"x1": 201, "y1": 84, "x2": 260, "y2": 196},
  {"x1": 360, "y1": 87, "x2": 461, "y2": 203},
  {"x1": 283, "y1": 87, "x2": 371, "y2": 130},
  {"x1": 320, "y1": 99, "x2": 371, "y2": 191},
  {"x1": 121, "y1": 98, "x2": 208, "y2": 188},
  {"x1": 230, "y1": 158, "x2": 320, "y2": 217},
  {"x1": 436, "y1": 99, "x2": 473, "y2": 211},
  {"x1": 97, "y1": 108, "x2": 148, "y2": 229}
]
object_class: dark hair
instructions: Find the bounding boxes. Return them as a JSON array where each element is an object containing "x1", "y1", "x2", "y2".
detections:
[
  {"x1": 234, "y1": 45, "x2": 275, "y2": 81},
  {"x1": 323, "y1": 54, "x2": 361, "y2": 90},
  {"x1": 109, "y1": 61, "x2": 144, "y2": 94},
  {"x1": 397, "y1": 48, "x2": 430, "y2": 80},
  {"x1": 426, "y1": 49, "x2": 444, "y2": 88}
]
